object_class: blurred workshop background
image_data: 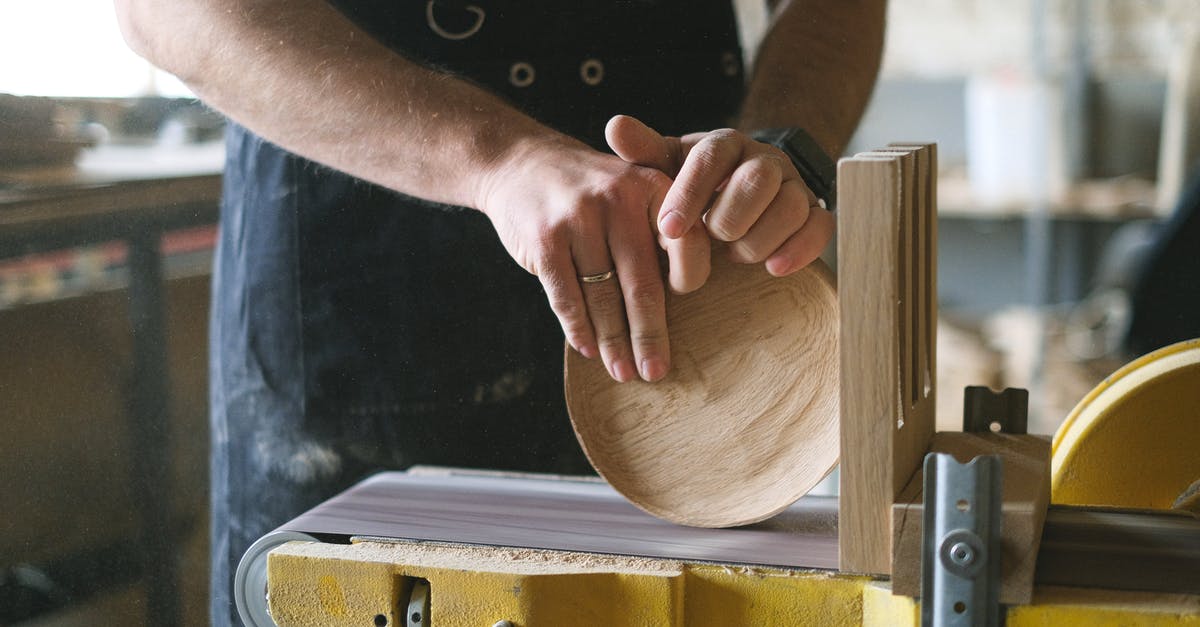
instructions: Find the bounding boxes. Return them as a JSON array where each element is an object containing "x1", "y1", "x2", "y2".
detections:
[{"x1": 1, "y1": 1, "x2": 1197, "y2": 625}]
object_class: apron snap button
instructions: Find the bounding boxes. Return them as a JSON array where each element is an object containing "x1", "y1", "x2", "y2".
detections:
[
  {"x1": 509, "y1": 62, "x2": 536, "y2": 87},
  {"x1": 580, "y1": 58, "x2": 605, "y2": 86}
]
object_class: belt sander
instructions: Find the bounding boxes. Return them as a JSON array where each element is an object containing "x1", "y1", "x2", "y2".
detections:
[{"x1": 235, "y1": 144, "x2": 1200, "y2": 626}]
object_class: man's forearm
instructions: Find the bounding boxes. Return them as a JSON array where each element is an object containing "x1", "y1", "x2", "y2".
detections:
[
  {"x1": 115, "y1": 0, "x2": 571, "y2": 210},
  {"x1": 738, "y1": 0, "x2": 886, "y2": 157}
]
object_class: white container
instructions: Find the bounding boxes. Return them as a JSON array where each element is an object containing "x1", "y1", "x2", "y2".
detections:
[{"x1": 966, "y1": 73, "x2": 1068, "y2": 209}]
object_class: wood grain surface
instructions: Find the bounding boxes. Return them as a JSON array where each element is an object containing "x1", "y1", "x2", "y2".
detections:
[
  {"x1": 838, "y1": 144, "x2": 938, "y2": 575},
  {"x1": 565, "y1": 252, "x2": 840, "y2": 528}
]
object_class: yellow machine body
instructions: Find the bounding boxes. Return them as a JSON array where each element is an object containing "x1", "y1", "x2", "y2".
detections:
[
  {"x1": 265, "y1": 540, "x2": 1200, "y2": 627},
  {"x1": 1052, "y1": 338, "x2": 1200, "y2": 509}
]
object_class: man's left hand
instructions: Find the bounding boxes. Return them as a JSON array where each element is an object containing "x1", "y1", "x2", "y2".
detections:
[{"x1": 605, "y1": 115, "x2": 834, "y2": 293}]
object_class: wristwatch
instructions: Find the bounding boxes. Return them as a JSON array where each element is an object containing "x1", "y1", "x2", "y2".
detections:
[{"x1": 751, "y1": 127, "x2": 838, "y2": 211}]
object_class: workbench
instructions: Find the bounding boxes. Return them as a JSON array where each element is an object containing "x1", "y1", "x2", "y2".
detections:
[{"x1": 0, "y1": 142, "x2": 222, "y2": 626}]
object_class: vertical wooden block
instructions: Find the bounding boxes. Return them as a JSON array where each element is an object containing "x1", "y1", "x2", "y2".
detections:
[
  {"x1": 838, "y1": 144, "x2": 938, "y2": 575},
  {"x1": 891, "y1": 143, "x2": 938, "y2": 427},
  {"x1": 837, "y1": 154, "x2": 903, "y2": 576}
]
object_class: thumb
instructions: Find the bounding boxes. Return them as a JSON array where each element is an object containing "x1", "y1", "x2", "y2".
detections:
[{"x1": 605, "y1": 115, "x2": 681, "y2": 176}]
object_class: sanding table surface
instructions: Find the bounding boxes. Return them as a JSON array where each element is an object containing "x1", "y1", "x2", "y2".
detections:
[
  {"x1": 281, "y1": 470, "x2": 840, "y2": 570},
  {"x1": 273, "y1": 469, "x2": 1200, "y2": 594}
]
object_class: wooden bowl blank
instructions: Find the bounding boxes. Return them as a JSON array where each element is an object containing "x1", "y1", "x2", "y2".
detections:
[{"x1": 565, "y1": 254, "x2": 840, "y2": 527}]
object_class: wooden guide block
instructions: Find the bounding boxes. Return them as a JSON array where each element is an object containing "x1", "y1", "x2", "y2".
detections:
[
  {"x1": 837, "y1": 144, "x2": 1051, "y2": 600},
  {"x1": 890, "y1": 431, "x2": 1052, "y2": 604},
  {"x1": 838, "y1": 143, "x2": 938, "y2": 575}
]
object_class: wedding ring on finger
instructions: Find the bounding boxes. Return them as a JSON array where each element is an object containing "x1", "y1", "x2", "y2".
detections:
[{"x1": 579, "y1": 270, "x2": 615, "y2": 284}]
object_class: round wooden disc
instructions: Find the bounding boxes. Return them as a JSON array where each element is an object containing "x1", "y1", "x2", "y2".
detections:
[{"x1": 565, "y1": 255, "x2": 840, "y2": 528}]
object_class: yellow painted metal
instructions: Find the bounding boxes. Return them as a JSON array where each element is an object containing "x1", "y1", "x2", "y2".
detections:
[
  {"x1": 860, "y1": 581, "x2": 1200, "y2": 627},
  {"x1": 266, "y1": 540, "x2": 1200, "y2": 626},
  {"x1": 681, "y1": 566, "x2": 865, "y2": 626},
  {"x1": 266, "y1": 540, "x2": 869, "y2": 627},
  {"x1": 861, "y1": 581, "x2": 918, "y2": 627},
  {"x1": 1052, "y1": 338, "x2": 1200, "y2": 509},
  {"x1": 1007, "y1": 587, "x2": 1200, "y2": 626}
]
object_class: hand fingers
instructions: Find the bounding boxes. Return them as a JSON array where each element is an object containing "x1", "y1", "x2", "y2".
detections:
[
  {"x1": 608, "y1": 206, "x2": 671, "y2": 382},
  {"x1": 556, "y1": 165, "x2": 673, "y2": 384},
  {"x1": 637, "y1": 165, "x2": 710, "y2": 294},
  {"x1": 572, "y1": 237, "x2": 639, "y2": 383},
  {"x1": 764, "y1": 203, "x2": 836, "y2": 277},
  {"x1": 609, "y1": 120, "x2": 710, "y2": 296},
  {"x1": 705, "y1": 151, "x2": 786, "y2": 242},
  {"x1": 605, "y1": 115, "x2": 682, "y2": 176},
  {"x1": 726, "y1": 180, "x2": 811, "y2": 264},
  {"x1": 537, "y1": 247, "x2": 598, "y2": 360},
  {"x1": 661, "y1": 223, "x2": 710, "y2": 293},
  {"x1": 658, "y1": 129, "x2": 744, "y2": 239}
]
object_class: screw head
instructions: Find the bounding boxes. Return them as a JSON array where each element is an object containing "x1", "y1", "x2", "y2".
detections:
[{"x1": 949, "y1": 541, "x2": 975, "y2": 566}]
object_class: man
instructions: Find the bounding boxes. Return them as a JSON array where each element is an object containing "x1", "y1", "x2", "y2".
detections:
[{"x1": 115, "y1": 0, "x2": 885, "y2": 623}]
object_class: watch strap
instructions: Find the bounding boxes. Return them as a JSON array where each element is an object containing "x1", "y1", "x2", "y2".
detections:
[{"x1": 751, "y1": 127, "x2": 838, "y2": 211}]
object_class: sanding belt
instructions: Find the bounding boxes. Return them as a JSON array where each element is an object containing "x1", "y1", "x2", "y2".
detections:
[{"x1": 259, "y1": 469, "x2": 1200, "y2": 595}]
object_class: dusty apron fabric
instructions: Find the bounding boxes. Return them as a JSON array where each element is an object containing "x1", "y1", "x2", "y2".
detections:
[{"x1": 209, "y1": 2, "x2": 744, "y2": 623}]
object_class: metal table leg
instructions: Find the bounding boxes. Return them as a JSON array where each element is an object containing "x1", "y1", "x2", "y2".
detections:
[{"x1": 126, "y1": 229, "x2": 178, "y2": 625}]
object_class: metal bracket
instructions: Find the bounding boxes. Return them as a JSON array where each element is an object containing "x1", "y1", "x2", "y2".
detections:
[
  {"x1": 962, "y1": 387, "x2": 1029, "y2": 435},
  {"x1": 406, "y1": 579, "x2": 431, "y2": 627},
  {"x1": 920, "y1": 453, "x2": 1003, "y2": 627}
]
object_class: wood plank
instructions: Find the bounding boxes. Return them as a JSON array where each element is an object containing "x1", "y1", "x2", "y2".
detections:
[
  {"x1": 837, "y1": 154, "x2": 903, "y2": 575},
  {"x1": 890, "y1": 143, "x2": 939, "y2": 430},
  {"x1": 838, "y1": 145, "x2": 938, "y2": 575},
  {"x1": 890, "y1": 432, "x2": 1052, "y2": 604},
  {"x1": 882, "y1": 144, "x2": 938, "y2": 487},
  {"x1": 909, "y1": 144, "x2": 933, "y2": 424}
]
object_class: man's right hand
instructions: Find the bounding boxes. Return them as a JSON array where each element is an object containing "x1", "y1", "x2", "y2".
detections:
[{"x1": 477, "y1": 135, "x2": 679, "y2": 384}]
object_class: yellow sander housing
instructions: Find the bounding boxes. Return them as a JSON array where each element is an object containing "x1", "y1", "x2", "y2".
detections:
[{"x1": 1052, "y1": 338, "x2": 1200, "y2": 512}]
